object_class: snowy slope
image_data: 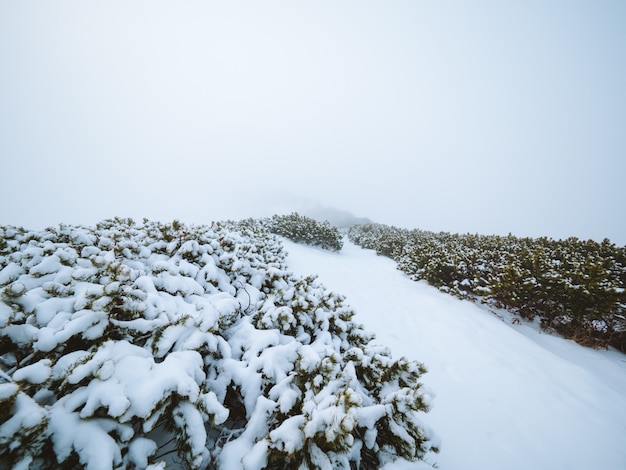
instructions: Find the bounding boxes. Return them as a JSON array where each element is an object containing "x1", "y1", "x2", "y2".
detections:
[{"x1": 283, "y1": 238, "x2": 626, "y2": 470}]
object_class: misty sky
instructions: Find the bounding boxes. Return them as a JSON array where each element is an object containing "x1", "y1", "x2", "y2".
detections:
[{"x1": 1, "y1": 1, "x2": 625, "y2": 244}]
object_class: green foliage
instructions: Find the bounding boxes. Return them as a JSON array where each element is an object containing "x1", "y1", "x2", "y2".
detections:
[
  {"x1": 349, "y1": 224, "x2": 626, "y2": 352},
  {"x1": 267, "y1": 213, "x2": 343, "y2": 251}
]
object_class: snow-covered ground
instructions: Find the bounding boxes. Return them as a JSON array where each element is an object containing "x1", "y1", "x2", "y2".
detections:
[{"x1": 284, "y1": 238, "x2": 626, "y2": 470}]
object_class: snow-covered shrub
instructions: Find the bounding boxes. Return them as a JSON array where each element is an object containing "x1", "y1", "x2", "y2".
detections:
[
  {"x1": 0, "y1": 218, "x2": 436, "y2": 469},
  {"x1": 267, "y1": 213, "x2": 343, "y2": 252},
  {"x1": 348, "y1": 223, "x2": 626, "y2": 351}
]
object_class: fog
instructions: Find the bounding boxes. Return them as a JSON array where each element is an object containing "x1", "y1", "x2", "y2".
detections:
[{"x1": 1, "y1": 1, "x2": 625, "y2": 245}]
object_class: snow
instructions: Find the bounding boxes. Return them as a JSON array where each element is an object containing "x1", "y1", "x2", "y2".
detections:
[
  {"x1": 12, "y1": 359, "x2": 52, "y2": 384},
  {"x1": 283, "y1": 238, "x2": 626, "y2": 470},
  {"x1": 49, "y1": 403, "x2": 124, "y2": 470},
  {"x1": 268, "y1": 415, "x2": 306, "y2": 454},
  {"x1": 218, "y1": 396, "x2": 276, "y2": 469},
  {"x1": 28, "y1": 255, "x2": 62, "y2": 277},
  {"x1": 0, "y1": 392, "x2": 46, "y2": 449},
  {"x1": 0, "y1": 262, "x2": 22, "y2": 285},
  {"x1": 127, "y1": 437, "x2": 158, "y2": 468},
  {"x1": 173, "y1": 401, "x2": 210, "y2": 468}
]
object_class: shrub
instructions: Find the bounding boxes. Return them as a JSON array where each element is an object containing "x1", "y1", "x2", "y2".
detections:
[
  {"x1": 267, "y1": 213, "x2": 343, "y2": 252},
  {"x1": 0, "y1": 219, "x2": 436, "y2": 469}
]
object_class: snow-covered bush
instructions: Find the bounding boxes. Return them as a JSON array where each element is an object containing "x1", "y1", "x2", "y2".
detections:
[
  {"x1": 267, "y1": 213, "x2": 343, "y2": 252},
  {"x1": 0, "y1": 218, "x2": 436, "y2": 469}
]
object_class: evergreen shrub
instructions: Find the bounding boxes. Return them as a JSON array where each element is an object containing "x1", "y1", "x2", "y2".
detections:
[
  {"x1": 266, "y1": 213, "x2": 343, "y2": 252},
  {"x1": 0, "y1": 218, "x2": 436, "y2": 469}
]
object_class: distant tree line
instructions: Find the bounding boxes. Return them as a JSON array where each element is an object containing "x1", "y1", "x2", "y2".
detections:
[{"x1": 348, "y1": 223, "x2": 626, "y2": 352}]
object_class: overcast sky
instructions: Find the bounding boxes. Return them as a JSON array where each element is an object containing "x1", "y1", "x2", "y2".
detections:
[{"x1": 1, "y1": 1, "x2": 625, "y2": 244}]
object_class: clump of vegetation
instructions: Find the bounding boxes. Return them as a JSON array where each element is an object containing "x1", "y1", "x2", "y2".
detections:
[
  {"x1": 0, "y1": 218, "x2": 436, "y2": 469},
  {"x1": 266, "y1": 213, "x2": 343, "y2": 251},
  {"x1": 348, "y1": 223, "x2": 626, "y2": 352}
]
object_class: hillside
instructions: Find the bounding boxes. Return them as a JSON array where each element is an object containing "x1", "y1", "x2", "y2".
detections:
[
  {"x1": 2, "y1": 217, "x2": 626, "y2": 469},
  {"x1": 284, "y1": 238, "x2": 626, "y2": 470}
]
